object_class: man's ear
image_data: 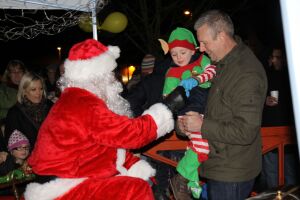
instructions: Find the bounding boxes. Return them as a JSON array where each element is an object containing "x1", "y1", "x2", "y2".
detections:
[{"x1": 217, "y1": 31, "x2": 226, "y2": 42}]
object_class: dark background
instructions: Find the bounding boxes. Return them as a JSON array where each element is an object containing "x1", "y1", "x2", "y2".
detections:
[{"x1": 0, "y1": 0, "x2": 284, "y2": 74}]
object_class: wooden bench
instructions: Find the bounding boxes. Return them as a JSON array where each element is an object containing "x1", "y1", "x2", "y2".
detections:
[{"x1": 143, "y1": 126, "x2": 296, "y2": 186}]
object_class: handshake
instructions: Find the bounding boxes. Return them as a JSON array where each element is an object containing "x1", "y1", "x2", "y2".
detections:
[{"x1": 163, "y1": 86, "x2": 187, "y2": 116}]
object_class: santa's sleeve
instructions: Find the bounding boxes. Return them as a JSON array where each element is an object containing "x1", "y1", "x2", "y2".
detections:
[{"x1": 90, "y1": 101, "x2": 174, "y2": 150}]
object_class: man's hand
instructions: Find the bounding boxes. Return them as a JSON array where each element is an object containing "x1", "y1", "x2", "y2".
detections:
[
  {"x1": 181, "y1": 111, "x2": 204, "y2": 133},
  {"x1": 265, "y1": 96, "x2": 278, "y2": 106},
  {"x1": 177, "y1": 116, "x2": 192, "y2": 138}
]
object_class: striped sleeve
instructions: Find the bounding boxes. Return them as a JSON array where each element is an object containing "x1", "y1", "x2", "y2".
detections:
[
  {"x1": 190, "y1": 132, "x2": 210, "y2": 155},
  {"x1": 196, "y1": 65, "x2": 216, "y2": 83}
]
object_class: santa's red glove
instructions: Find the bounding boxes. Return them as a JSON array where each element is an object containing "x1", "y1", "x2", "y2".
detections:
[{"x1": 189, "y1": 132, "x2": 210, "y2": 162}]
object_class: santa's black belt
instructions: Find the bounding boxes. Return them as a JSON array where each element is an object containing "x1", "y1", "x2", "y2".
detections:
[{"x1": 34, "y1": 175, "x2": 57, "y2": 184}]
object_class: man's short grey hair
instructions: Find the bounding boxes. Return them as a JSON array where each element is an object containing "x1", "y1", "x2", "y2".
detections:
[{"x1": 194, "y1": 10, "x2": 234, "y2": 39}]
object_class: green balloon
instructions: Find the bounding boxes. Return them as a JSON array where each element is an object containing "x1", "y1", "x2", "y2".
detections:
[{"x1": 99, "y1": 12, "x2": 128, "y2": 33}]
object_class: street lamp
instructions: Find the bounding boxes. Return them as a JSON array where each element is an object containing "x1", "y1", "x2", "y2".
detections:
[
  {"x1": 184, "y1": 10, "x2": 191, "y2": 15},
  {"x1": 121, "y1": 65, "x2": 136, "y2": 84},
  {"x1": 183, "y1": 9, "x2": 192, "y2": 18},
  {"x1": 128, "y1": 65, "x2": 135, "y2": 80},
  {"x1": 57, "y1": 47, "x2": 62, "y2": 61}
]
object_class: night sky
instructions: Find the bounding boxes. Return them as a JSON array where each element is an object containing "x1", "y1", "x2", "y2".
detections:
[{"x1": 0, "y1": 0, "x2": 283, "y2": 74}]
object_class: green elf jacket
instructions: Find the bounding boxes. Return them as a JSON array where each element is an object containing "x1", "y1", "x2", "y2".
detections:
[{"x1": 163, "y1": 54, "x2": 211, "y2": 96}]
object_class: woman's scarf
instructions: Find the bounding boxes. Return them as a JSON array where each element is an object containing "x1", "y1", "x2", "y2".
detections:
[{"x1": 21, "y1": 97, "x2": 49, "y2": 128}]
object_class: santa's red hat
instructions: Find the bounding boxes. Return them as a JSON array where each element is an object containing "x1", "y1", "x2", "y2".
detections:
[{"x1": 64, "y1": 39, "x2": 120, "y2": 81}]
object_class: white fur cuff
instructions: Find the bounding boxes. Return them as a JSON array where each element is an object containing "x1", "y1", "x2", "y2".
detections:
[
  {"x1": 24, "y1": 178, "x2": 86, "y2": 200},
  {"x1": 142, "y1": 103, "x2": 174, "y2": 138},
  {"x1": 127, "y1": 159, "x2": 156, "y2": 181}
]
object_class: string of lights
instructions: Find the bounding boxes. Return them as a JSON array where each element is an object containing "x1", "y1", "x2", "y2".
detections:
[{"x1": 0, "y1": 0, "x2": 108, "y2": 41}]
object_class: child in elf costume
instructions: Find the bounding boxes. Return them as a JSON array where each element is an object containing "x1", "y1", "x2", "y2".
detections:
[{"x1": 161, "y1": 27, "x2": 216, "y2": 199}]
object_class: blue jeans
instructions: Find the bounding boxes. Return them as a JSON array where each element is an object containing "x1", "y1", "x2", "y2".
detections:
[
  {"x1": 260, "y1": 148, "x2": 300, "y2": 189},
  {"x1": 207, "y1": 179, "x2": 255, "y2": 200}
]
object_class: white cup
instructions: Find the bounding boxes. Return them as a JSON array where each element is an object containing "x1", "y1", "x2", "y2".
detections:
[{"x1": 270, "y1": 90, "x2": 279, "y2": 101}]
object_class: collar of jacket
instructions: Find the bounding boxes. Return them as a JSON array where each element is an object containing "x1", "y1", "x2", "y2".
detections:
[{"x1": 216, "y1": 36, "x2": 246, "y2": 69}]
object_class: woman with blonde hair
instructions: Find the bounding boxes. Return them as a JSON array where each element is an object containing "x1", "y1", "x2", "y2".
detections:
[{"x1": 4, "y1": 72, "x2": 53, "y2": 150}]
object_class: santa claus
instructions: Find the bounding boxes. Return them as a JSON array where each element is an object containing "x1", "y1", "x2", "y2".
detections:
[{"x1": 24, "y1": 39, "x2": 186, "y2": 200}]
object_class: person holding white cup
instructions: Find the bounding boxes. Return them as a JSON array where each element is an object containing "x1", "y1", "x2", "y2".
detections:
[
  {"x1": 260, "y1": 46, "x2": 299, "y2": 192},
  {"x1": 267, "y1": 90, "x2": 279, "y2": 105}
]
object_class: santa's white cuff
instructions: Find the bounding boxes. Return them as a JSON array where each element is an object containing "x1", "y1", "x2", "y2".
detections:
[
  {"x1": 127, "y1": 159, "x2": 156, "y2": 181},
  {"x1": 24, "y1": 178, "x2": 86, "y2": 200},
  {"x1": 142, "y1": 103, "x2": 174, "y2": 138}
]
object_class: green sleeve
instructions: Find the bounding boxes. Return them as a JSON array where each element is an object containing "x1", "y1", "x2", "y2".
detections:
[
  {"x1": 200, "y1": 54, "x2": 211, "y2": 67},
  {"x1": 163, "y1": 77, "x2": 180, "y2": 96},
  {"x1": 199, "y1": 54, "x2": 213, "y2": 88}
]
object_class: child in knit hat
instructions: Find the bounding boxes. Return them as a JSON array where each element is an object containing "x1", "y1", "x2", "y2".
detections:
[
  {"x1": 162, "y1": 27, "x2": 216, "y2": 199},
  {"x1": 126, "y1": 54, "x2": 156, "y2": 92},
  {"x1": 0, "y1": 129, "x2": 30, "y2": 176},
  {"x1": 141, "y1": 54, "x2": 156, "y2": 76}
]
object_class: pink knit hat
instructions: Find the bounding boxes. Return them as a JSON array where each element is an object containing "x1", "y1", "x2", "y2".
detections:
[{"x1": 8, "y1": 130, "x2": 30, "y2": 151}]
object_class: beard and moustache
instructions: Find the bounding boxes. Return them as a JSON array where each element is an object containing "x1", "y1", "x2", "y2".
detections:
[{"x1": 57, "y1": 72, "x2": 133, "y2": 117}]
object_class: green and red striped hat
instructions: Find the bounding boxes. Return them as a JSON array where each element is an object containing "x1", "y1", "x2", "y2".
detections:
[{"x1": 168, "y1": 27, "x2": 198, "y2": 51}]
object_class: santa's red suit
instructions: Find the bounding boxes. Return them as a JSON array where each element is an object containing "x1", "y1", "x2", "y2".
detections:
[{"x1": 24, "y1": 39, "x2": 174, "y2": 200}]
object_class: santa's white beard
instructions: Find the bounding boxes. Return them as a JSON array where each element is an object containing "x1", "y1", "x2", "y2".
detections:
[{"x1": 58, "y1": 72, "x2": 133, "y2": 117}]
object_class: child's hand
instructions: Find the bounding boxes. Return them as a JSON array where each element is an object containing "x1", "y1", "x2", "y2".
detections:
[
  {"x1": 0, "y1": 151, "x2": 8, "y2": 164},
  {"x1": 179, "y1": 78, "x2": 198, "y2": 97}
]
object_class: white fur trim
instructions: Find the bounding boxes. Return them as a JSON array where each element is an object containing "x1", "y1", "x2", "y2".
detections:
[
  {"x1": 116, "y1": 149, "x2": 155, "y2": 181},
  {"x1": 108, "y1": 45, "x2": 120, "y2": 58},
  {"x1": 127, "y1": 159, "x2": 156, "y2": 181},
  {"x1": 64, "y1": 46, "x2": 120, "y2": 82},
  {"x1": 24, "y1": 178, "x2": 86, "y2": 200},
  {"x1": 116, "y1": 148, "x2": 128, "y2": 175},
  {"x1": 142, "y1": 103, "x2": 174, "y2": 138}
]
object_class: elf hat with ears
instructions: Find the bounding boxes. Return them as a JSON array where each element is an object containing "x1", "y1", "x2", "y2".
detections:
[
  {"x1": 158, "y1": 27, "x2": 198, "y2": 55},
  {"x1": 64, "y1": 39, "x2": 120, "y2": 82}
]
